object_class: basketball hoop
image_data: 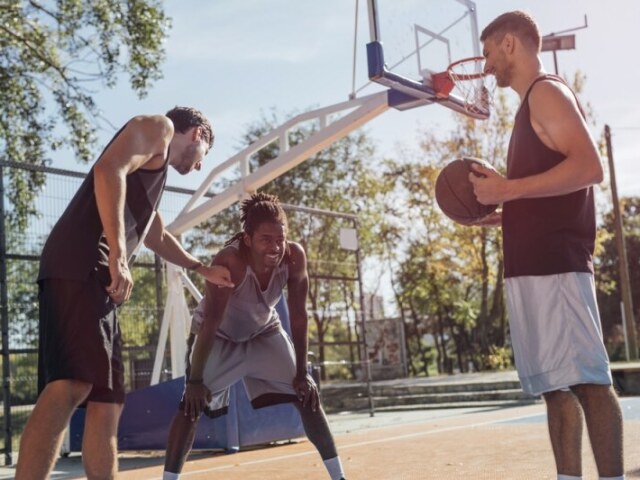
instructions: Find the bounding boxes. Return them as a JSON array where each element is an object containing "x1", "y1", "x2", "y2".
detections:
[{"x1": 431, "y1": 57, "x2": 493, "y2": 117}]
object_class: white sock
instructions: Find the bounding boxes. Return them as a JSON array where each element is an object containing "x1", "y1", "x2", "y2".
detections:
[
  {"x1": 163, "y1": 472, "x2": 180, "y2": 480},
  {"x1": 599, "y1": 476, "x2": 625, "y2": 480},
  {"x1": 557, "y1": 476, "x2": 582, "y2": 480},
  {"x1": 323, "y1": 456, "x2": 345, "y2": 480}
]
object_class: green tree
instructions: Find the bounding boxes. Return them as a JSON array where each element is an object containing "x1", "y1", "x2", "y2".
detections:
[
  {"x1": 382, "y1": 91, "x2": 513, "y2": 375},
  {"x1": 188, "y1": 110, "x2": 389, "y2": 380},
  {"x1": 595, "y1": 197, "x2": 640, "y2": 359},
  {"x1": 0, "y1": 0, "x2": 170, "y2": 231}
]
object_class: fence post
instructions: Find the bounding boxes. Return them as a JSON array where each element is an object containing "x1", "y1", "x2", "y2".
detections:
[{"x1": 0, "y1": 165, "x2": 12, "y2": 465}]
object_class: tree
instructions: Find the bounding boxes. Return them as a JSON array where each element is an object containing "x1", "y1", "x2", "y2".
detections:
[
  {"x1": 595, "y1": 197, "x2": 640, "y2": 359},
  {"x1": 380, "y1": 91, "x2": 514, "y2": 375},
  {"x1": 0, "y1": 0, "x2": 170, "y2": 231},
  {"x1": 187, "y1": 110, "x2": 390, "y2": 380}
]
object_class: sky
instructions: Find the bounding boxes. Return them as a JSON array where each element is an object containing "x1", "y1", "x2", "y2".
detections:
[{"x1": 54, "y1": 0, "x2": 640, "y2": 199}]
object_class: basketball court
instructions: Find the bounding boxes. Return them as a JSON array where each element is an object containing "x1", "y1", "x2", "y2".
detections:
[{"x1": 0, "y1": 395, "x2": 632, "y2": 479}]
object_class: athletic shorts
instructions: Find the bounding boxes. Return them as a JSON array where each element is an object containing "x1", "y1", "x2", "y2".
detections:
[
  {"x1": 505, "y1": 272, "x2": 612, "y2": 396},
  {"x1": 37, "y1": 271, "x2": 125, "y2": 404},
  {"x1": 183, "y1": 326, "x2": 299, "y2": 417}
]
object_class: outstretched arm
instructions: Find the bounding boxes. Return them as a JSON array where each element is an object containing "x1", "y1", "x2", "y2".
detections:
[
  {"x1": 144, "y1": 212, "x2": 234, "y2": 288},
  {"x1": 287, "y1": 242, "x2": 318, "y2": 411}
]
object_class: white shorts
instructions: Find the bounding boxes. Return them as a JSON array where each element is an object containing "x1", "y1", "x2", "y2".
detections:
[
  {"x1": 505, "y1": 272, "x2": 612, "y2": 396},
  {"x1": 186, "y1": 327, "x2": 299, "y2": 417}
]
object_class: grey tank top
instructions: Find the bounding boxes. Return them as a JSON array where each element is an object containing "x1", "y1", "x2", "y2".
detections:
[
  {"x1": 191, "y1": 242, "x2": 289, "y2": 342},
  {"x1": 38, "y1": 123, "x2": 168, "y2": 282}
]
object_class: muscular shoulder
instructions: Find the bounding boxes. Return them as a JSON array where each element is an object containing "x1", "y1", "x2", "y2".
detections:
[
  {"x1": 286, "y1": 241, "x2": 307, "y2": 277},
  {"x1": 528, "y1": 79, "x2": 579, "y2": 115},
  {"x1": 213, "y1": 244, "x2": 245, "y2": 282},
  {"x1": 124, "y1": 115, "x2": 174, "y2": 170}
]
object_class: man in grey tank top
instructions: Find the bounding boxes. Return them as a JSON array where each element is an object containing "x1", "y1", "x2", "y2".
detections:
[
  {"x1": 469, "y1": 11, "x2": 624, "y2": 480},
  {"x1": 16, "y1": 107, "x2": 234, "y2": 480},
  {"x1": 163, "y1": 193, "x2": 347, "y2": 480}
]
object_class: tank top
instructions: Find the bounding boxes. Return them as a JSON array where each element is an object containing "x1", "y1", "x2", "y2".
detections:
[
  {"x1": 502, "y1": 74, "x2": 595, "y2": 278},
  {"x1": 191, "y1": 241, "x2": 290, "y2": 342},
  {"x1": 38, "y1": 123, "x2": 168, "y2": 282}
]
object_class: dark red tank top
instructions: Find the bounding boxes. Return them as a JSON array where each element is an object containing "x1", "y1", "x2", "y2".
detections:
[
  {"x1": 502, "y1": 74, "x2": 595, "y2": 278},
  {"x1": 38, "y1": 123, "x2": 168, "y2": 282}
]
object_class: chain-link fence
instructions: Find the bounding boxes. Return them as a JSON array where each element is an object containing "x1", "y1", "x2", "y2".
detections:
[{"x1": 0, "y1": 161, "x2": 391, "y2": 465}]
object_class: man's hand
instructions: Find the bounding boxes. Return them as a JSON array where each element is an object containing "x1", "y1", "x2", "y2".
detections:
[
  {"x1": 470, "y1": 210, "x2": 502, "y2": 228},
  {"x1": 199, "y1": 264, "x2": 234, "y2": 288},
  {"x1": 183, "y1": 382, "x2": 212, "y2": 422},
  {"x1": 106, "y1": 253, "x2": 133, "y2": 303},
  {"x1": 468, "y1": 162, "x2": 512, "y2": 205},
  {"x1": 293, "y1": 373, "x2": 319, "y2": 412}
]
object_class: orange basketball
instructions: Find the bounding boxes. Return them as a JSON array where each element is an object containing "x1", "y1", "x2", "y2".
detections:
[{"x1": 435, "y1": 157, "x2": 497, "y2": 225}]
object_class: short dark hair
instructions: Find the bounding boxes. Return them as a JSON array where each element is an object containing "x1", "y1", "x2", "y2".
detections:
[
  {"x1": 480, "y1": 11, "x2": 541, "y2": 52},
  {"x1": 165, "y1": 106, "x2": 214, "y2": 150},
  {"x1": 240, "y1": 192, "x2": 288, "y2": 235}
]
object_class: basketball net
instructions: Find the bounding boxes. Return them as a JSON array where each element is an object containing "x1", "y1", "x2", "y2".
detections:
[{"x1": 431, "y1": 57, "x2": 494, "y2": 117}]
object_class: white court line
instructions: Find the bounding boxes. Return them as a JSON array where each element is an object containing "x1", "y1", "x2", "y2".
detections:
[{"x1": 150, "y1": 410, "x2": 544, "y2": 479}]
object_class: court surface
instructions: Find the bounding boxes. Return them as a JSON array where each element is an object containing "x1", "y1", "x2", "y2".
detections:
[{"x1": 21, "y1": 396, "x2": 639, "y2": 480}]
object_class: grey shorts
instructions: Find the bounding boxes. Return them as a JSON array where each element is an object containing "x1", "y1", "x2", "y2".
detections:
[
  {"x1": 186, "y1": 327, "x2": 299, "y2": 417},
  {"x1": 505, "y1": 272, "x2": 612, "y2": 396}
]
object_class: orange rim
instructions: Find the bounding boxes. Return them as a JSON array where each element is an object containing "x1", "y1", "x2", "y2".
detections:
[{"x1": 447, "y1": 56, "x2": 486, "y2": 81}]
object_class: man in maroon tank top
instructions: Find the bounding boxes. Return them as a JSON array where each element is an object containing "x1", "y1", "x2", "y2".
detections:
[
  {"x1": 16, "y1": 107, "x2": 234, "y2": 479},
  {"x1": 469, "y1": 11, "x2": 624, "y2": 480}
]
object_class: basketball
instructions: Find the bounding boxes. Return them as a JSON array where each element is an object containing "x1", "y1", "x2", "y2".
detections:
[{"x1": 435, "y1": 157, "x2": 498, "y2": 225}]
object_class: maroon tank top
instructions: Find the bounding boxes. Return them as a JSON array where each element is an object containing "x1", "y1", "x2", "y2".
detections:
[{"x1": 502, "y1": 74, "x2": 595, "y2": 278}]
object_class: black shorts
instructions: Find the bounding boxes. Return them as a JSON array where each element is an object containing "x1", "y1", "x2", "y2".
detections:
[{"x1": 38, "y1": 272, "x2": 125, "y2": 404}]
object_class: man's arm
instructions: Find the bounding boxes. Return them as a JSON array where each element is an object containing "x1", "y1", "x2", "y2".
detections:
[
  {"x1": 286, "y1": 242, "x2": 318, "y2": 410},
  {"x1": 183, "y1": 248, "x2": 238, "y2": 420},
  {"x1": 470, "y1": 80, "x2": 603, "y2": 205},
  {"x1": 143, "y1": 212, "x2": 234, "y2": 288},
  {"x1": 94, "y1": 115, "x2": 173, "y2": 303}
]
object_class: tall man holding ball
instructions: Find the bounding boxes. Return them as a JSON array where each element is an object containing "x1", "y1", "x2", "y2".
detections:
[{"x1": 469, "y1": 11, "x2": 624, "y2": 480}]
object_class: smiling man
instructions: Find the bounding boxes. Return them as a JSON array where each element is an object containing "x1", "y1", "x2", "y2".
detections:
[
  {"x1": 163, "y1": 192, "x2": 347, "y2": 480},
  {"x1": 16, "y1": 107, "x2": 234, "y2": 480},
  {"x1": 469, "y1": 11, "x2": 624, "y2": 480}
]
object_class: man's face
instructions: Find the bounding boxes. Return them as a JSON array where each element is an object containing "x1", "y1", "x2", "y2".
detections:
[
  {"x1": 172, "y1": 127, "x2": 209, "y2": 175},
  {"x1": 244, "y1": 221, "x2": 287, "y2": 270},
  {"x1": 482, "y1": 36, "x2": 512, "y2": 88}
]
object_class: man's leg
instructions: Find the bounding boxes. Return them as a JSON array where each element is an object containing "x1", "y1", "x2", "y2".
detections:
[
  {"x1": 543, "y1": 389, "x2": 584, "y2": 477},
  {"x1": 294, "y1": 402, "x2": 345, "y2": 479},
  {"x1": 164, "y1": 410, "x2": 200, "y2": 475},
  {"x1": 81, "y1": 400, "x2": 124, "y2": 479},
  {"x1": 572, "y1": 384, "x2": 624, "y2": 478},
  {"x1": 15, "y1": 379, "x2": 92, "y2": 480}
]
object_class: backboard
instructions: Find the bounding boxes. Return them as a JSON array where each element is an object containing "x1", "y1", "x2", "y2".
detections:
[{"x1": 367, "y1": 0, "x2": 489, "y2": 119}]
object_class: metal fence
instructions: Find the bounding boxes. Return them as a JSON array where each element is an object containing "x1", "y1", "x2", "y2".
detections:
[{"x1": 0, "y1": 161, "x2": 383, "y2": 465}]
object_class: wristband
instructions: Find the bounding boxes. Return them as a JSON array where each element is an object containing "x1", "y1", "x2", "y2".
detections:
[
  {"x1": 187, "y1": 378, "x2": 203, "y2": 385},
  {"x1": 188, "y1": 260, "x2": 203, "y2": 271}
]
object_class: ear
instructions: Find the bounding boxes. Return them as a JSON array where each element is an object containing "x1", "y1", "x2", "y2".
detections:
[
  {"x1": 502, "y1": 33, "x2": 516, "y2": 54},
  {"x1": 243, "y1": 232, "x2": 252, "y2": 248},
  {"x1": 191, "y1": 126, "x2": 201, "y2": 142}
]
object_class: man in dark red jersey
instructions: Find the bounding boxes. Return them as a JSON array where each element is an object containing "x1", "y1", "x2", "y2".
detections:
[
  {"x1": 16, "y1": 107, "x2": 234, "y2": 480},
  {"x1": 469, "y1": 11, "x2": 624, "y2": 480}
]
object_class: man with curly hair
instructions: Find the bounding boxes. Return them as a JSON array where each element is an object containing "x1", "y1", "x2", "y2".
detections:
[{"x1": 163, "y1": 192, "x2": 347, "y2": 480}]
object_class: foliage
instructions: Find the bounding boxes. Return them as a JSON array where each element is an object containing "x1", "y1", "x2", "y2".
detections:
[
  {"x1": 0, "y1": 0, "x2": 170, "y2": 231},
  {"x1": 375, "y1": 91, "x2": 513, "y2": 375},
  {"x1": 187, "y1": 110, "x2": 390, "y2": 379},
  {"x1": 594, "y1": 197, "x2": 640, "y2": 359}
]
